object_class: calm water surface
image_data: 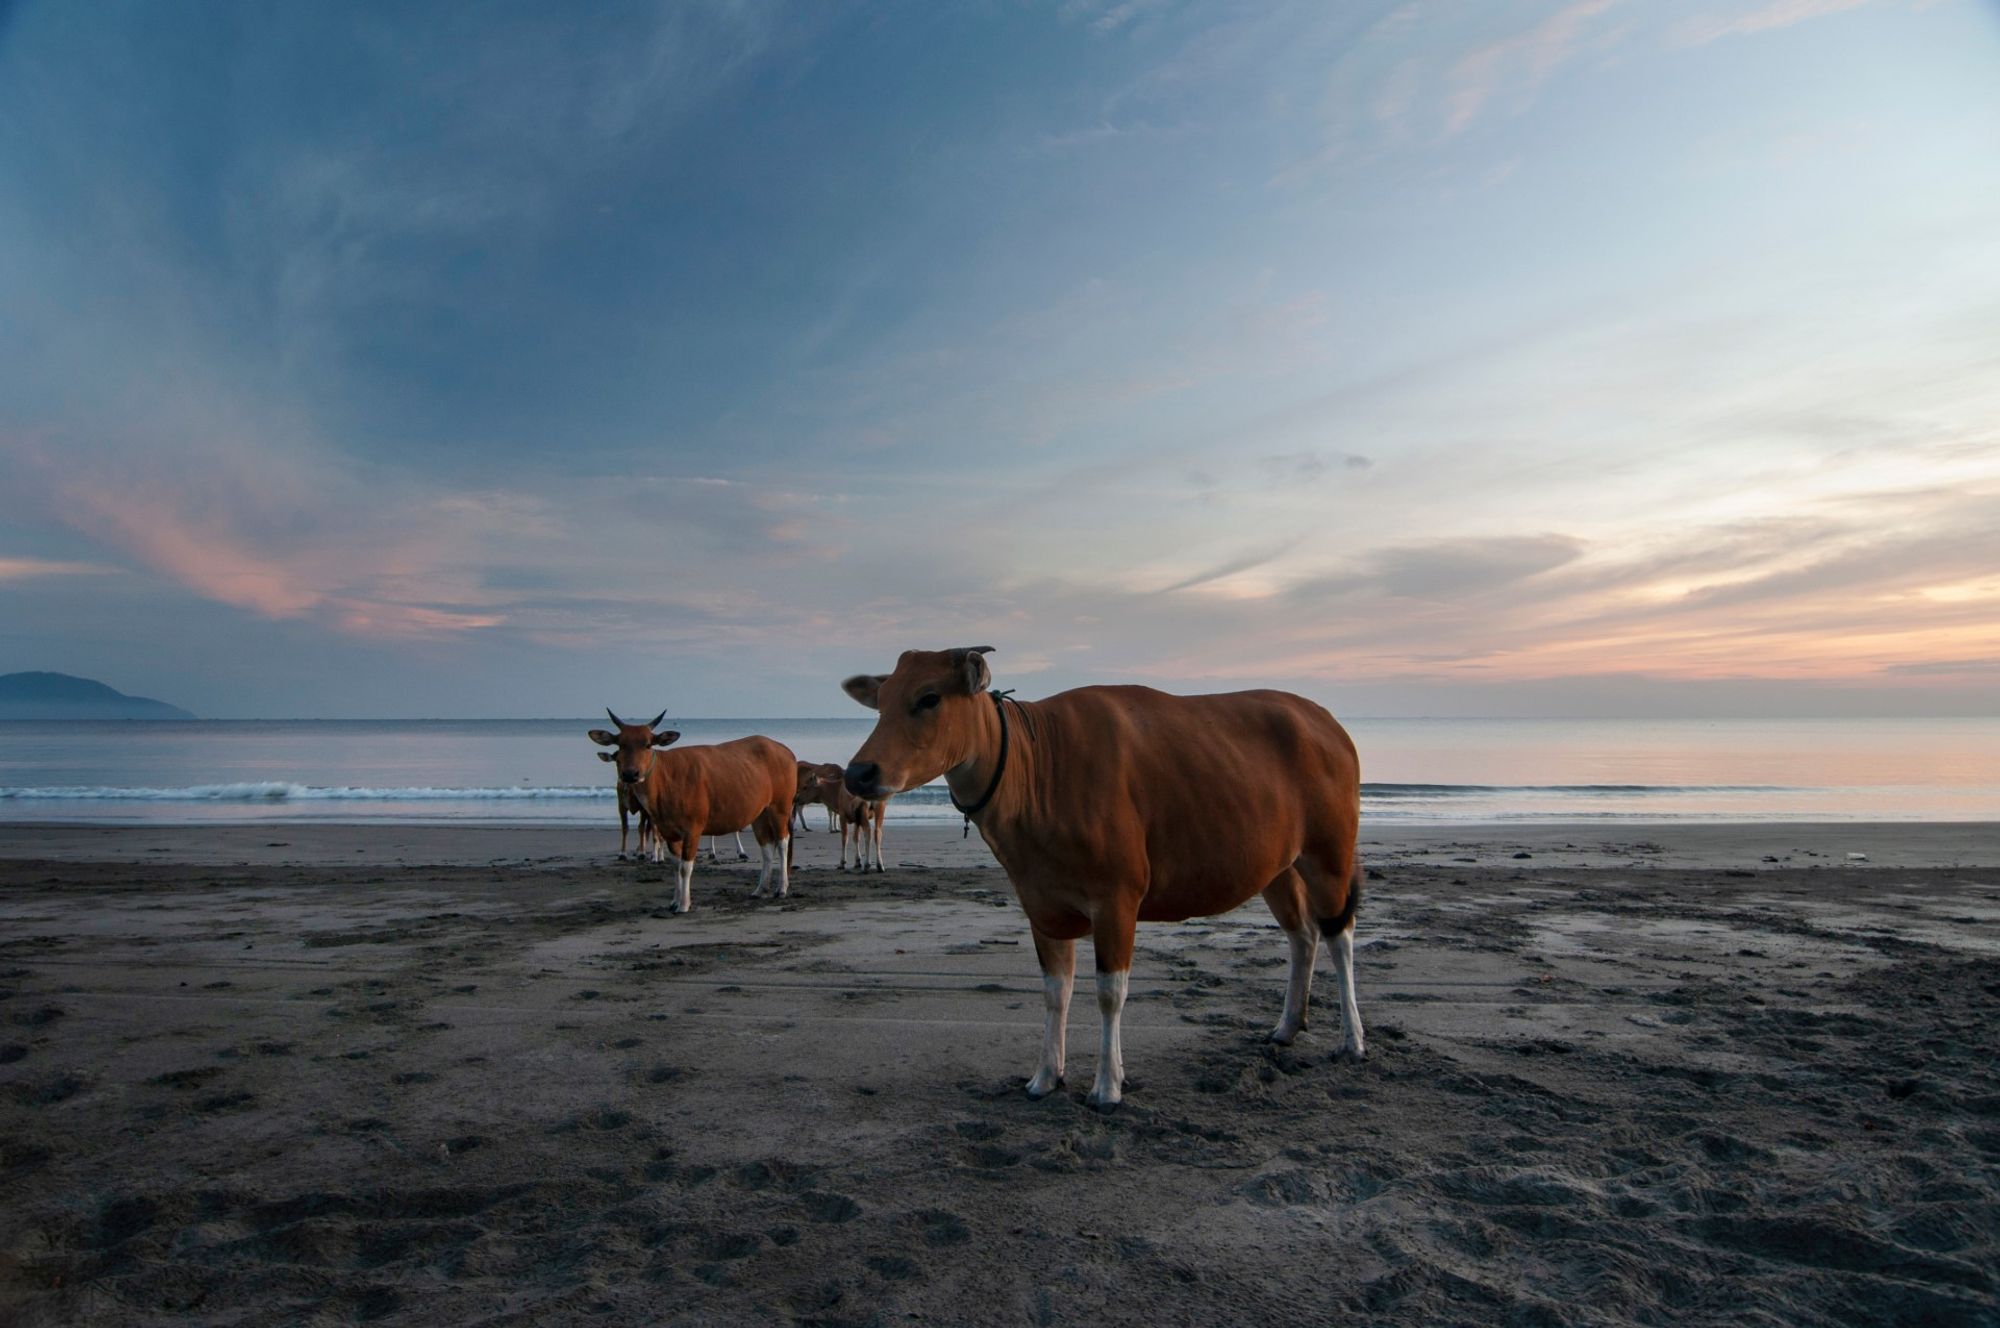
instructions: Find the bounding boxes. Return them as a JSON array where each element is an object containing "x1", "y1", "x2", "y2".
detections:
[{"x1": 1, "y1": 717, "x2": 1995, "y2": 825}]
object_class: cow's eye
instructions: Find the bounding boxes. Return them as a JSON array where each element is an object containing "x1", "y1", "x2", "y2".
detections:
[{"x1": 913, "y1": 692, "x2": 941, "y2": 713}]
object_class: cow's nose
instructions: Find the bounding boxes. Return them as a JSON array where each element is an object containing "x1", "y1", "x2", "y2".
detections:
[
  {"x1": 843, "y1": 761, "x2": 880, "y2": 798},
  {"x1": 621, "y1": 770, "x2": 642, "y2": 784}
]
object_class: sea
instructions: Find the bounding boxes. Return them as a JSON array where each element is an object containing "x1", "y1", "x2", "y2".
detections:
[{"x1": 0, "y1": 717, "x2": 1995, "y2": 827}]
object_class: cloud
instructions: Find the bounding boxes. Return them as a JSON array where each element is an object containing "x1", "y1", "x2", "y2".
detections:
[
  {"x1": 1293, "y1": 534, "x2": 1587, "y2": 603},
  {"x1": 0, "y1": 556, "x2": 115, "y2": 583},
  {"x1": 1154, "y1": 536, "x2": 1304, "y2": 594},
  {"x1": 1676, "y1": 0, "x2": 1879, "y2": 45},
  {"x1": 1444, "y1": 0, "x2": 1620, "y2": 136}
]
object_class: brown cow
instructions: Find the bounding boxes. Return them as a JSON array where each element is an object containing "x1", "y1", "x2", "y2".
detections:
[
  {"x1": 792, "y1": 761, "x2": 845, "y2": 833},
  {"x1": 588, "y1": 709, "x2": 798, "y2": 912},
  {"x1": 838, "y1": 791, "x2": 887, "y2": 873},
  {"x1": 842, "y1": 647, "x2": 1362, "y2": 1109},
  {"x1": 597, "y1": 751, "x2": 656, "y2": 860}
]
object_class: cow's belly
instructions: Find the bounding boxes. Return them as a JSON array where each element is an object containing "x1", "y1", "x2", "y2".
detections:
[{"x1": 1138, "y1": 858, "x2": 1288, "y2": 922}]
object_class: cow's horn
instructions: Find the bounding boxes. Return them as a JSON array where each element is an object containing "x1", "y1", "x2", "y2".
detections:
[
  {"x1": 606, "y1": 707, "x2": 627, "y2": 728},
  {"x1": 647, "y1": 709, "x2": 667, "y2": 729}
]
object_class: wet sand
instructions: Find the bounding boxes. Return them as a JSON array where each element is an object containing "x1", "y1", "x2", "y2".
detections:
[{"x1": 2, "y1": 820, "x2": 1997, "y2": 1326}]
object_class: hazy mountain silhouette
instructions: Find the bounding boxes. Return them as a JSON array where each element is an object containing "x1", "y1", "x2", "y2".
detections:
[{"x1": 0, "y1": 672, "x2": 196, "y2": 720}]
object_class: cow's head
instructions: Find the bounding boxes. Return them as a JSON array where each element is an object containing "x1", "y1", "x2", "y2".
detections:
[
  {"x1": 588, "y1": 708, "x2": 680, "y2": 785},
  {"x1": 841, "y1": 647, "x2": 994, "y2": 798}
]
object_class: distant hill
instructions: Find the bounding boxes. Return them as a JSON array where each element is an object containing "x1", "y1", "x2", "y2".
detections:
[{"x1": 0, "y1": 672, "x2": 197, "y2": 721}]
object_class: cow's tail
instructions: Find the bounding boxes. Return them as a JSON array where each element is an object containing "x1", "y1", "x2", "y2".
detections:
[{"x1": 1320, "y1": 861, "x2": 1362, "y2": 938}]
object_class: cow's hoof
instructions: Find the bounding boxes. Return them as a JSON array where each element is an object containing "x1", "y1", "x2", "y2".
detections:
[
  {"x1": 1268, "y1": 1027, "x2": 1300, "y2": 1046},
  {"x1": 1336, "y1": 1044, "x2": 1367, "y2": 1064},
  {"x1": 1086, "y1": 1091, "x2": 1123, "y2": 1113},
  {"x1": 1025, "y1": 1073, "x2": 1064, "y2": 1099}
]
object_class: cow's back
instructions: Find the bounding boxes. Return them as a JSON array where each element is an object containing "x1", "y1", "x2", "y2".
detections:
[
  {"x1": 654, "y1": 736, "x2": 798, "y2": 834},
  {"x1": 1000, "y1": 686, "x2": 1357, "y2": 920}
]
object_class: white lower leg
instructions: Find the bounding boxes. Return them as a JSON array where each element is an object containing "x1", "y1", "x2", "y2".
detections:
[
  {"x1": 1088, "y1": 970, "x2": 1128, "y2": 1107},
  {"x1": 752, "y1": 838, "x2": 772, "y2": 896},
  {"x1": 1026, "y1": 969, "x2": 1072, "y2": 1097},
  {"x1": 735, "y1": 830, "x2": 749, "y2": 861},
  {"x1": 772, "y1": 833, "x2": 789, "y2": 897},
  {"x1": 1272, "y1": 926, "x2": 1318, "y2": 1044},
  {"x1": 1333, "y1": 924, "x2": 1365, "y2": 1059},
  {"x1": 839, "y1": 826, "x2": 852, "y2": 869},
  {"x1": 675, "y1": 857, "x2": 694, "y2": 912}
]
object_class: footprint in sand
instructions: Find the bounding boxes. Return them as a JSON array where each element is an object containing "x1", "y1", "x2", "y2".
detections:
[{"x1": 798, "y1": 1190, "x2": 861, "y2": 1223}]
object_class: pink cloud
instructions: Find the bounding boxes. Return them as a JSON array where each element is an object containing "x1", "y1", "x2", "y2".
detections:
[
  {"x1": 0, "y1": 556, "x2": 116, "y2": 582},
  {"x1": 1445, "y1": 0, "x2": 1620, "y2": 136},
  {"x1": 33, "y1": 451, "x2": 509, "y2": 640},
  {"x1": 1677, "y1": 0, "x2": 1877, "y2": 45}
]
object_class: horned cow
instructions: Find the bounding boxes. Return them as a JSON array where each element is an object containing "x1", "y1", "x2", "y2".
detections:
[
  {"x1": 598, "y1": 749, "x2": 656, "y2": 860},
  {"x1": 588, "y1": 709, "x2": 799, "y2": 912},
  {"x1": 842, "y1": 647, "x2": 1363, "y2": 1109}
]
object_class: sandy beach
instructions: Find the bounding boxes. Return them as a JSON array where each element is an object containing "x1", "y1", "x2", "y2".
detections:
[{"x1": 2, "y1": 819, "x2": 1997, "y2": 1326}]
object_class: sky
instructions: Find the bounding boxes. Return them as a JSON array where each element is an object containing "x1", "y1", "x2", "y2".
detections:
[{"x1": 2, "y1": 0, "x2": 1997, "y2": 719}]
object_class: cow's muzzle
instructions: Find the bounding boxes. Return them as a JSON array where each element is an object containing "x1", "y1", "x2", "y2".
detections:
[
  {"x1": 843, "y1": 761, "x2": 885, "y2": 799},
  {"x1": 620, "y1": 770, "x2": 643, "y2": 785}
]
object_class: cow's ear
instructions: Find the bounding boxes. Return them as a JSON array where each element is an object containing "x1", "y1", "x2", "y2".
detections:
[
  {"x1": 588, "y1": 729, "x2": 617, "y2": 746},
  {"x1": 651, "y1": 729, "x2": 681, "y2": 748},
  {"x1": 596, "y1": 750, "x2": 616, "y2": 762},
  {"x1": 951, "y1": 645, "x2": 996, "y2": 694},
  {"x1": 842, "y1": 674, "x2": 887, "y2": 711}
]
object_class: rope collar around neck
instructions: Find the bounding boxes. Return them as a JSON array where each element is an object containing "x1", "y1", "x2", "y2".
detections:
[{"x1": 950, "y1": 690, "x2": 1015, "y2": 838}]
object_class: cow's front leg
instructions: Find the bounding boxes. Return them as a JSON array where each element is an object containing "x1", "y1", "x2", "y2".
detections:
[
  {"x1": 734, "y1": 830, "x2": 751, "y2": 862},
  {"x1": 673, "y1": 848, "x2": 696, "y2": 913},
  {"x1": 1027, "y1": 930, "x2": 1074, "y2": 1098}
]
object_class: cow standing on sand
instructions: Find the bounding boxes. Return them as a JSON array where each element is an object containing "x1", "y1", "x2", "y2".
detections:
[
  {"x1": 598, "y1": 749, "x2": 656, "y2": 860},
  {"x1": 588, "y1": 710, "x2": 799, "y2": 912},
  {"x1": 793, "y1": 761, "x2": 845, "y2": 833},
  {"x1": 842, "y1": 647, "x2": 1363, "y2": 1110},
  {"x1": 796, "y1": 764, "x2": 887, "y2": 872}
]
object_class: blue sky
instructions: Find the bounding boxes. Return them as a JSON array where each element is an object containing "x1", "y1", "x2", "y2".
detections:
[{"x1": 2, "y1": 0, "x2": 1997, "y2": 717}]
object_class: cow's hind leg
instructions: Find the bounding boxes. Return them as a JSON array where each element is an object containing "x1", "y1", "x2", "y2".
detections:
[
  {"x1": 734, "y1": 830, "x2": 751, "y2": 862},
  {"x1": 750, "y1": 809, "x2": 790, "y2": 899},
  {"x1": 1088, "y1": 901, "x2": 1138, "y2": 1110},
  {"x1": 1298, "y1": 856, "x2": 1364, "y2": 1061},
  {"x1": 1260, "y1": 867, "x2": 1319, "y2": 1045},
  {"x1": 1027, "y1": 928, "x2": 1077, "y2": 1098}
]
